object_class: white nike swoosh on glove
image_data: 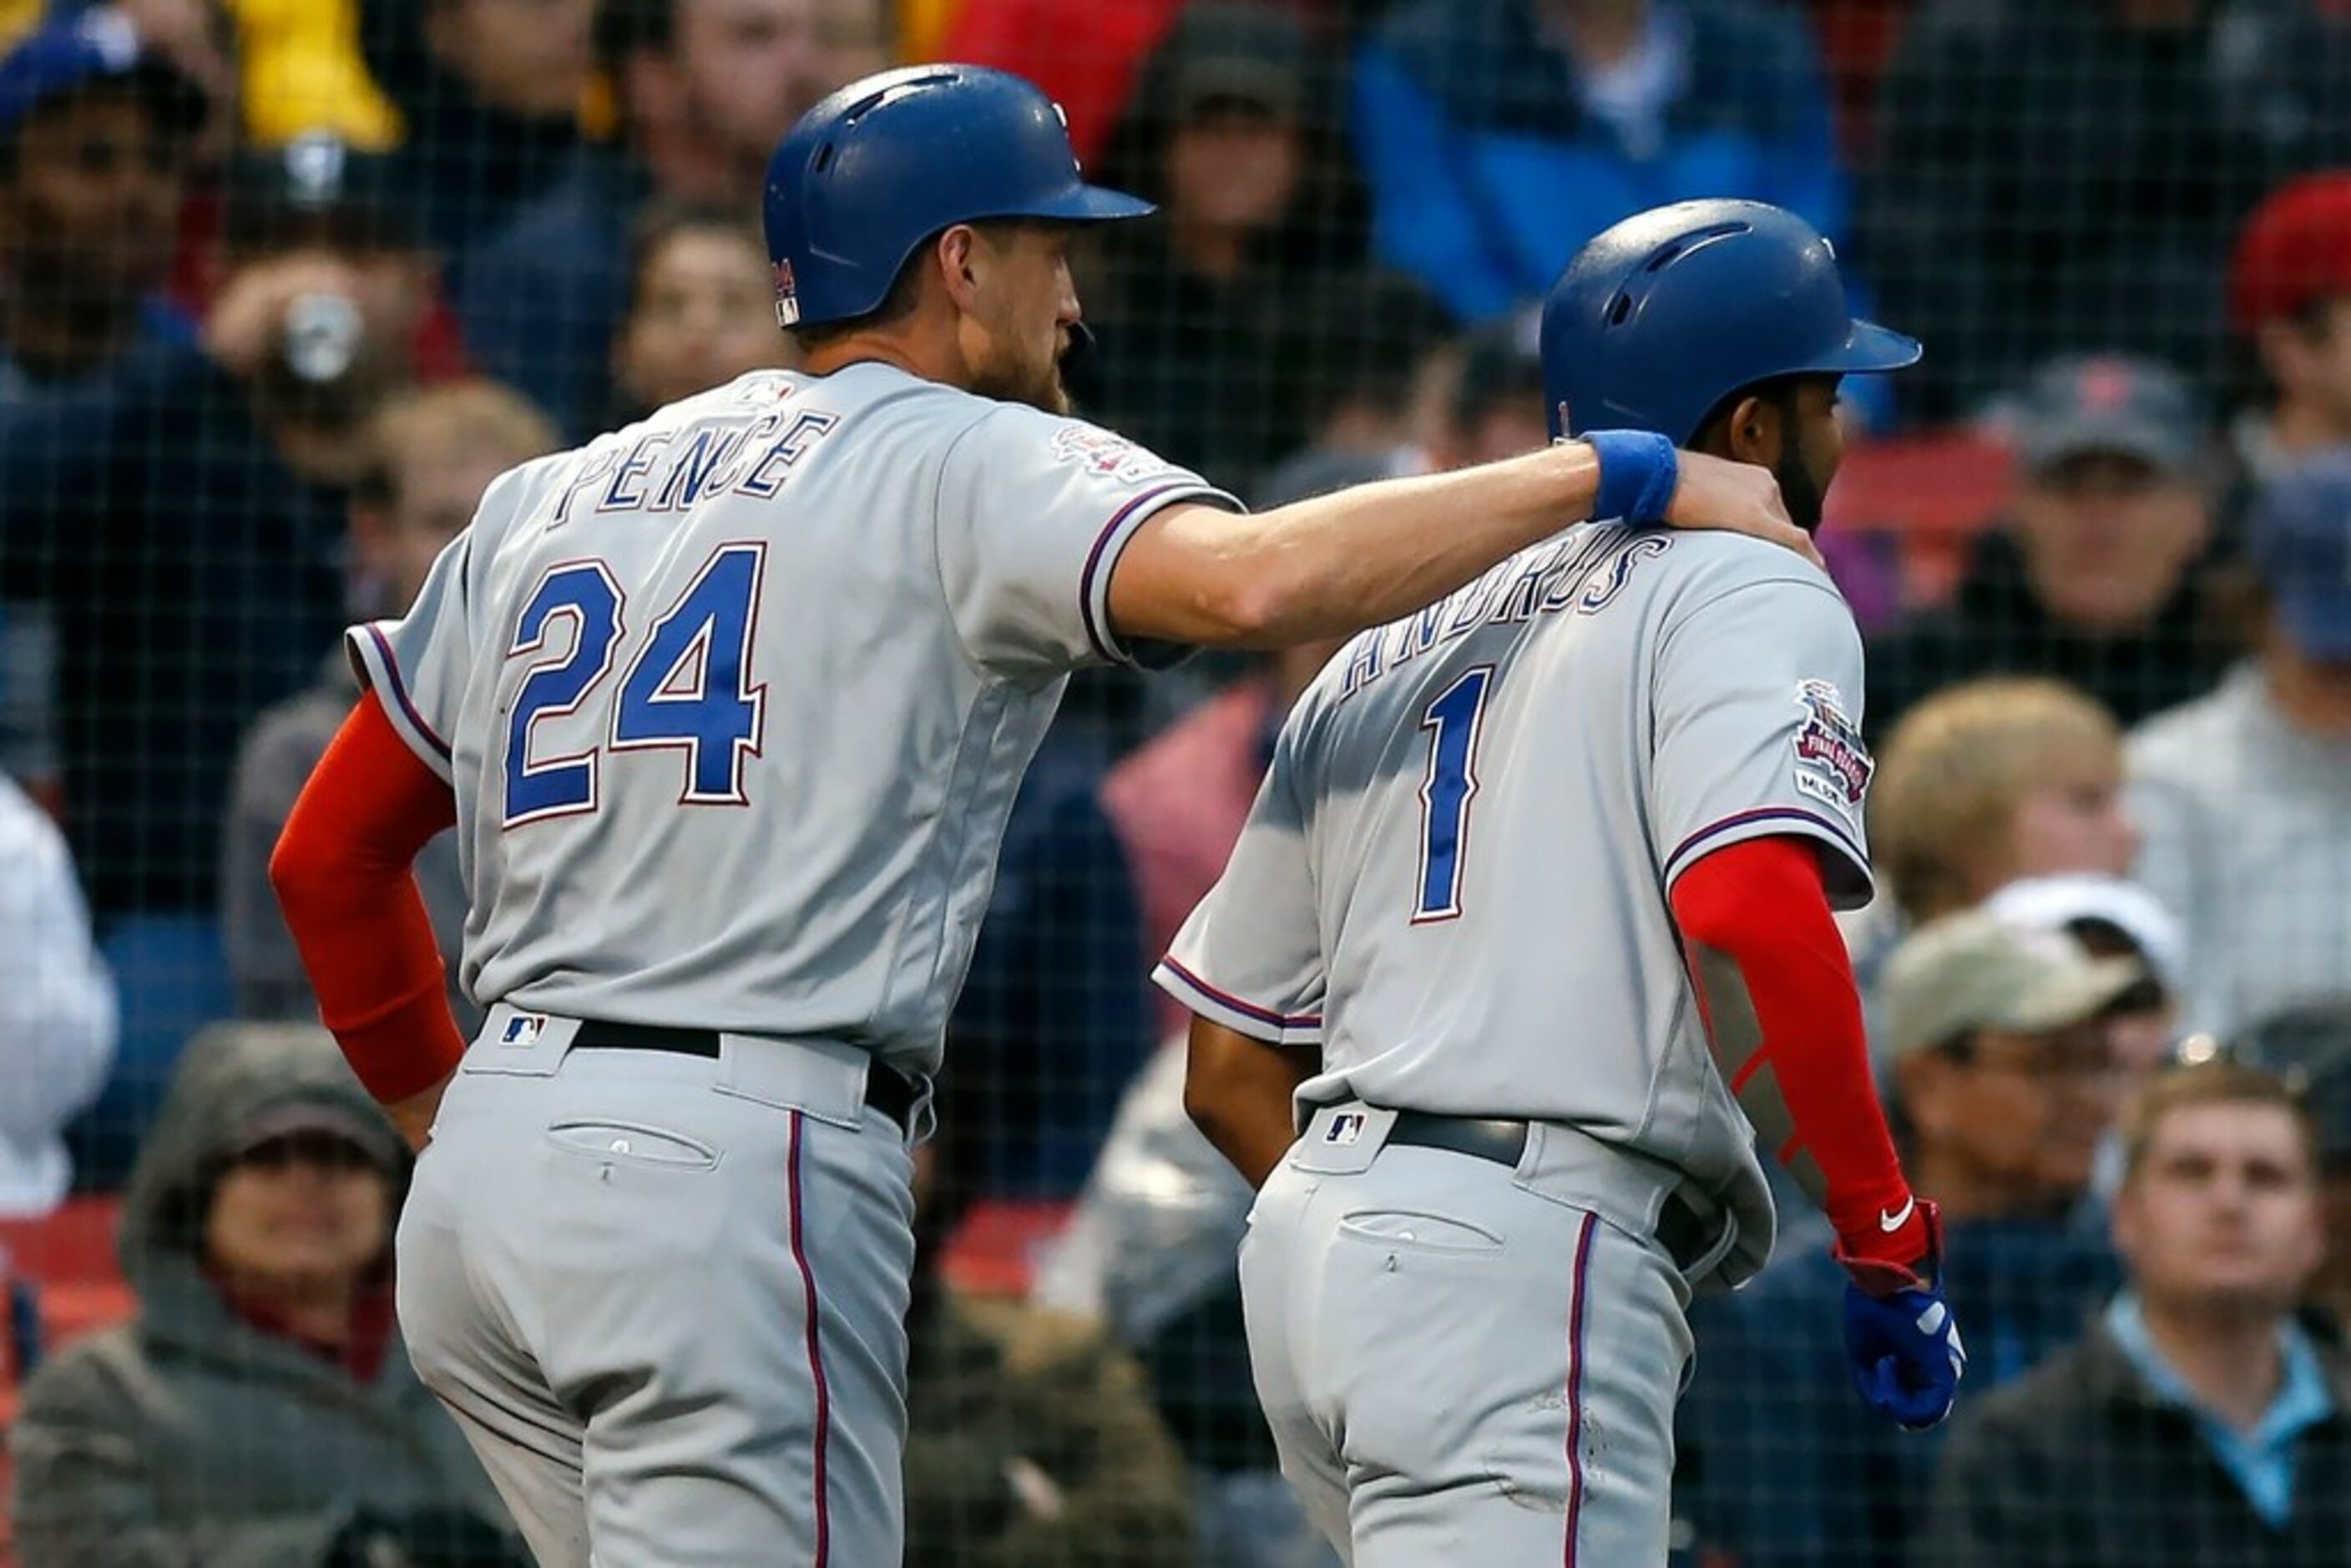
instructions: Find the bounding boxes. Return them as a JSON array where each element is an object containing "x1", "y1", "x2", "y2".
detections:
[{"x1": 1878, "y1": 1196, "x2": 1916, "y2": 1233}]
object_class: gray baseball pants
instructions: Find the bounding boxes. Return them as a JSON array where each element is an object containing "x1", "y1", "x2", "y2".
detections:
[
  {"x1": 1240, "y1": 1103, "x2": 1731, "y2": 1567},
  {"x1": 396, "y1": 1007, "x2": 922, "y2": 1568}
]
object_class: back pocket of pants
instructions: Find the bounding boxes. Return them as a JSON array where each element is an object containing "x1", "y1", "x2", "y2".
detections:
[
  {"x1": 544, "y1": 1119, "x2": 720, "y2": 1171},
  {"x1": 1336, "y1": 1208, "x2": 1504, "y2": 1254}
]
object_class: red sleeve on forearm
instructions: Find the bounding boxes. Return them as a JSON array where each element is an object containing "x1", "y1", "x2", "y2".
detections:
[
  {"x1": 269, "y1": 690, "x2": 466, "y2": 1103},
  {"x1": 1671, "y1": 836, "x2": 1925, "y2": 1268}
]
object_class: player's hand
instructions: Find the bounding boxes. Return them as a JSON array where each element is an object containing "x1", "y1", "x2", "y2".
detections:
[
  {"x1": 1836, "y1": 1198, "x2": 1965, "y2": 1430},
  {"x1": 1662, "y1": 451, "x2": 1822, "y2": 569},
  {"x1": 384, "y1": 1070, "x2": 453, "y2": 1154}
]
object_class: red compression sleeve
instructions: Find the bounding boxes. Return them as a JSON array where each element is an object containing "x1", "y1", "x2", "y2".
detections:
[
  {"x1": 269, "y1": 689, "x2": 465, "y2": 1103},
  {"x1": 1671, "y1": 836, "x2": 1927, "y2": 1270}
]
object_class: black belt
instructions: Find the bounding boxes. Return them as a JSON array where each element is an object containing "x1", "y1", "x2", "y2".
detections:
[
  {"x1": 569, "y1": 1022, "x2": 919, "y2": 1134},
  {"x1": 1385, "y1": 1110, "x2": 1714, "y2": 1272}
]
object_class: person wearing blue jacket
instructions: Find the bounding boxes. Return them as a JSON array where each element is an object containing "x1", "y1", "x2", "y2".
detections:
[{"x1": 1352, "y1": 0, "x2": 1844, "y2": 325}]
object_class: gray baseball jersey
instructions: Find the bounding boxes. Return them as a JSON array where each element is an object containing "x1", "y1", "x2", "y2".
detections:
[
  {"x1": 351, "y1": 364, "x2": 1234, "y2": 1076},
  {"x1": 1155, "y1": 522, "x2": 1876, "y2": 1264}
]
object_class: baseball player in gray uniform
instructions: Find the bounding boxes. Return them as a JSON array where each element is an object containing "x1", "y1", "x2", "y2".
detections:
[
  {"x1": 269, "y1": 73, "x2": 1806, "y2": 1568},
  {"x1": 1165, "y1": 202, "x2": 1971, "y2": 1566}
]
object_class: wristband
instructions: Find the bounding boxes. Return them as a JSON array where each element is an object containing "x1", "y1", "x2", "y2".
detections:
[
  {"x1": 1585, "y1": 429, "x2": 1681, "y2": 524},
  {"x1": 1834, "y1": 1196, "x2": 1944, "y2": 1297}
]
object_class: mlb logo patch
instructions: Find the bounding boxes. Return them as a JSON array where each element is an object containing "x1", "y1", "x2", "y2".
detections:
[
  {"x1": 499, "y1": 1014, "x2": 547, "y2": 1048},
  {"x1": 1324, "y1": 1112, "x2": 1368, "y2": 1146}
]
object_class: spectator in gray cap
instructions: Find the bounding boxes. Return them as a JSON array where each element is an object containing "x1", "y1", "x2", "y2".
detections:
[
  {"x1": 1867, "y1": 355, "x2": 2237, "y2": 736},
  {"x1": 2130, "y1": 453, "x2": 2351, "y2": 1039},
  {"x1": 1877, "y1": 910, "x2": 2147, "y2": 1203}
]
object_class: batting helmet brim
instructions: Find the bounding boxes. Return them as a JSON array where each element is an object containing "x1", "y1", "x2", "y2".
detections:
[
  {"x1": 1017, "y1": 182, "x2": 1157, "y2": 224},
  {"x1": 1825, "y1": 319, "x2": 1924, "y2": 376}
]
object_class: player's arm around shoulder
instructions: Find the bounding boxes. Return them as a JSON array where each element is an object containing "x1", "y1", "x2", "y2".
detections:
[{"x1": 1106, "y1": 437, "x2": 1810, "y2": 651}]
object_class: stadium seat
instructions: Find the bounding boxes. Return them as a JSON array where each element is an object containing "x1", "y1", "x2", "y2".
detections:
[
  {"x1": 1822, "y1": 432, "x2": 2016, "y2": 612},
  {"x1": 69, "y1": 916, "x2": 235, "y2": 1192}
]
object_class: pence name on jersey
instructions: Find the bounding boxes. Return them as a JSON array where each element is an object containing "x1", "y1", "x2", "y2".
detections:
[{"x1": 357, "y1": 367, "x2": 1233, "y2": 1076}]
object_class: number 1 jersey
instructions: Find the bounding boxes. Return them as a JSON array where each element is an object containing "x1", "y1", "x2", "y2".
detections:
[{"x1": 1155, "y1": 523, "x2": 1878, "y2": 1280}]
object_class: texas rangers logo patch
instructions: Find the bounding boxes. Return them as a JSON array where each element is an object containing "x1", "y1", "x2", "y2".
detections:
[{"x1": 1791, "y1": 678, "x2": 1872, "y2": 810}]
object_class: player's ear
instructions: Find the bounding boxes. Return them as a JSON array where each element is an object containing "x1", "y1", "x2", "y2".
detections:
[
  {"x1": 1722, "y1": 393, "x2": 1784, "y2": 468},
  {"x1": 936, "y1": 225, "x2": 983, "y2": 311}
]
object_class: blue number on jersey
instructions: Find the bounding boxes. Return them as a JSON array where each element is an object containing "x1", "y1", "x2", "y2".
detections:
[
  {"x1": 1413, "y1": 665, "x2": 1495, "y2": 922},
  {"x1": 611, "y1": 544, "x2": 767, "y2": 802},
  {"x1": 504, "y1": 563, "x2": 624, "y2": 825},
  {"x1": 501, "y1": 548, "x2": 767, "y2": 825}
]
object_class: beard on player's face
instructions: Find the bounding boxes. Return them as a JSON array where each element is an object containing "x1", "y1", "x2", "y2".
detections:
[
  {"x1": 967, "y1": 331, "x2": 1072, "y2": 415},
  {"x1": 1775, "y1": 444, "x2": 1829, "y2": 534}
]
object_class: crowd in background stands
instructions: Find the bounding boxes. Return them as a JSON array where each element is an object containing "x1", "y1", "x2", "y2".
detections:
[{"x1": 1, "y1": 0, "x2": 2350, "y2": 1564}]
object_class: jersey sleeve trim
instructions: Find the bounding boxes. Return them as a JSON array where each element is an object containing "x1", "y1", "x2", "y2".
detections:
[
  {"x1": 346, "y1": 623, "x2": 455, "y2": 785},
  {"x1": 1080, "y1": 482, "x2": 1241, "y2": 667},
  {"x1": 1664, "y1": 807, "x2": 1873, "y2": 910},
  {"x1": 1152, "y1": 956, "x2": 1323, "y2": 1047}
]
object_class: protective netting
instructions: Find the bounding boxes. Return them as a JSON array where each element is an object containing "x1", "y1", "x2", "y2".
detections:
[{"x1": 3, "y1": 2, "x2": 2351, "y2": 1565}]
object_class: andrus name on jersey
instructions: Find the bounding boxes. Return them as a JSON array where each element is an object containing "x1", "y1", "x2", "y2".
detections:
[{"x1": 1337, "y1": 526, "x2": 1669, "y2": 701}]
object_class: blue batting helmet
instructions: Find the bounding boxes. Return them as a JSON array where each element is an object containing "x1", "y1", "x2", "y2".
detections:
[
  {"x1": 1540, "y1": 200, "x2": 1920, "y2": 443},
  {"x1": 762, "y1": 65, "x2": 1154, "y2": 331}
]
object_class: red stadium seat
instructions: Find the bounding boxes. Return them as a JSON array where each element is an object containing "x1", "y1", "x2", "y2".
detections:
[
  {"x1": 941, "y1": 1199, "x2": 1078, "y2": 1298},
  {"x1": 1822, "y1": 432, "x2": 2015, "y2": 612},
  {"x1": 0, "y1": 1196, "x2": 135, "y2": 1354}
]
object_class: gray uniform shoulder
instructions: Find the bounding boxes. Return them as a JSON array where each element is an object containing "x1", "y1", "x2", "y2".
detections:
[
  {"x1": 799, "y1": 362, "x2": 1012, "y2": 440},
  {"x1": 464, "y1": 448, "x2": 580, "y2": 552},
  {"x1": 1651, "y1": 532, "x2": 1852, "y2": 614}
]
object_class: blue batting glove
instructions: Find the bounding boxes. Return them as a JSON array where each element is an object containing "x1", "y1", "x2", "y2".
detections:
[{"x1": 1834, "y1": 1197, "x2": 1966, "y2": 1431}]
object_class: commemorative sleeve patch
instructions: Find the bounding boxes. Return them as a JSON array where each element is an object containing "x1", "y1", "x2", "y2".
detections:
[
  {"x1": 1049, "y1": 422, "x2": 1181, "y2": 486},
  {"x1": 1791, "y1": 678, "x2": 1873, "y2": 812}
]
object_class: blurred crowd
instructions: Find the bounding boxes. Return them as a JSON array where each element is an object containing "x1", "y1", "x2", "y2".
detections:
[{"x1": 0, "y1": 0, "x2": 2348, "y2": 1564}]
